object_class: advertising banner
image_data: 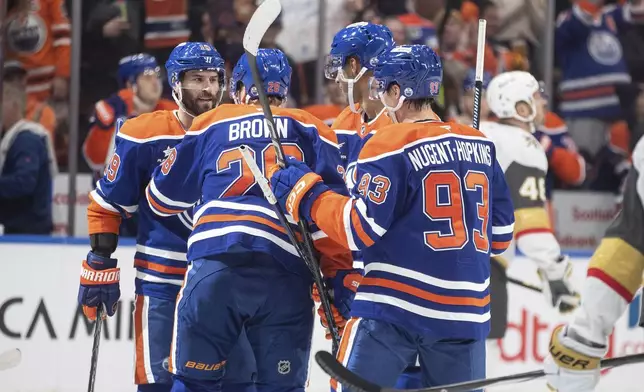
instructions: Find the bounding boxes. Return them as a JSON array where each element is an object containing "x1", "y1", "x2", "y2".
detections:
[
  {"x1": 551, "y1": 191, "x2": 620, "y2": 251},
  {"x1": 0, "y1": 240, "x2": 642, "y2": 391}
]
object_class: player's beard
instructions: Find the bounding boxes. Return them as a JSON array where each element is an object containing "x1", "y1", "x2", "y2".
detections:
[{"x1": 182, "y1": 88, "x2": 218, "y2": 116}]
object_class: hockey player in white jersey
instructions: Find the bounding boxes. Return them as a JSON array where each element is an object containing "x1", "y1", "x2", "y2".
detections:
[
  {"x1": 542, "y1": 122, "x2": 644, "y2": 391},
  {"x1": 478, "y1": 71, "x2": 580, "y2": 378}
]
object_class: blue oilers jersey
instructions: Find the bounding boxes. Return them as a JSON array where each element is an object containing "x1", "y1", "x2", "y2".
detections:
[
  {"x1": 87, "y1": 110, "x2": 192, "y2": 300},
  {"x1": 145, "y1": 104, "x2": 352, "y2": 277},
  {"x1": 311, "y1": 121, "x2": 515, "y2": 340},
  {"x1": 332, "y1": 106, "x2": 391, "y2": 268}
]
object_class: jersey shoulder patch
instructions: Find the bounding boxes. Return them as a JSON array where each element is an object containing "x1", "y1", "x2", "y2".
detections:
[
  {"x1": 117, "y1": 110, "x2": 184, "y2": 142},
  {"x1": 480, "y1": 121, "x2": 547, "y2": 172}
]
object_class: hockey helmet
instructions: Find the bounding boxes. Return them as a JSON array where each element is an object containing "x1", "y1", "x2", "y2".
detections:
[
  {"x1": 230, "y1": 48, "x2": 292, "y2": 104},
  {"x1": 117, "y1": 53, "x2": 160, "y2": 88},
  {"x1": 486, "y1": 71, "x2": 540, "y2": 123}
]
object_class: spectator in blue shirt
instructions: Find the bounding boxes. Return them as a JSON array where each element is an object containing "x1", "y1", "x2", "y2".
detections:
[{"x1": 0, "y1": 70, "x2": 57, "y2": 234}]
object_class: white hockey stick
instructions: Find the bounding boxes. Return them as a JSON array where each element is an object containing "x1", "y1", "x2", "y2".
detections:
[
  {"x1": 240, "y1": 0, "x2": 342, "y2": 354},
  {"x1": 472, "y1": 19, "x2": 487, "y2": 130},
  {"x1": 0, "y1": 348, "x2": 21, "y2": 371}
]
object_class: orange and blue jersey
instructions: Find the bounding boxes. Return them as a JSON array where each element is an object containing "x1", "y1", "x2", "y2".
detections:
[
  {"x1": 83, "y1": 89, "x2": 177, "y2": 172},
  {"x1": 310, "y1": 121, "x2": 515, "y2": 339},
  {"x1": 145, "y1": 104, "x2": 352, "y2": 277},
  {"x1": 87, "y1": 110, "x2": 192, "y2": 300}
]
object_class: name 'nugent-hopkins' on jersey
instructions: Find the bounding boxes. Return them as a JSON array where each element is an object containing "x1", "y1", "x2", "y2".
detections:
[
  {"x1": 88, "y1": 110, "x2": 193, "y2": 300},
  {"x1": 309, "y1": 121, "x2": 516, "y2": 340},
  {"x1": 145, "y1": 104, "x2": 352, "y2": 277}
]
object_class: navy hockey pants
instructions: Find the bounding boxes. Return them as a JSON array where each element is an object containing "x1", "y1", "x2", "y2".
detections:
[
  {"x1": 133, "y1": 294, "x2": 257, "y2": 392},
  {"x1": 169, "y1": 253, "x2": 314, "y2": 392},
  {"x1": 334, "y1": 318, "x2": 485, "y2": 391}
]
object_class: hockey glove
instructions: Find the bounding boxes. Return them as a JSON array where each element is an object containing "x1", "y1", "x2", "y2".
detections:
[
  {"x1": 312, "y1": 269, "x2": 363, "y2": 339},
  {"x1": 269, "y1": 156, "x2": 331, "y2": 224},
  {"x1": 78, "y1": 251, "x2": 120, "y2": 321},
  {"x1": 544, "y1": 325, "x2": 606, "y2": 392},
  {"x1": 538, "y1": 255, "x2": 580, "y2": 313}
]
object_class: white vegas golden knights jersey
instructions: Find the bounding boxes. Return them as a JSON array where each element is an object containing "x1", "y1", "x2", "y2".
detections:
[{"x1": 478, "y1": 121, "x2": 552, "y2": 266}]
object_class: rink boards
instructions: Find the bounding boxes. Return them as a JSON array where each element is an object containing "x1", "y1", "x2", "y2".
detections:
[{"x1": 0, "y1": 238, "x2": 642, "y2": 392}]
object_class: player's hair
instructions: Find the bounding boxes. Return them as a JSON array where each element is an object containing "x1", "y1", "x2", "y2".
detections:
[{"x1": 386, "y1": 83, "x2": 435, "y2": 111}]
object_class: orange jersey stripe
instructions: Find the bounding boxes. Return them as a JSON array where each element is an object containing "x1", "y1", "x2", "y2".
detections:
[
  {"x1": 350, "y1": 206, "x2": 375, "y2": 247},
  {"x1": 133, "y1": 259, "x2": 187, "y2": 275},
  {"x1": 331, "y1": 317, "x2": 360, "y2": 391},
  {"x1": 360, "y1": 277, "x2": 490, "y2": 307},
  {"x1": 146, "y1": 186, "x2": 185, "y2": 215},
  {"x1": 134, "y1": 295, "x2": 148, "y2": 384}
]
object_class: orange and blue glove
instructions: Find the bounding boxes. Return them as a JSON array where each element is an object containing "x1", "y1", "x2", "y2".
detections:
[
  {"x1": 269, "y1": 156, "x2": 331, "y2": 223},
  {"x1": 312, "y1": 269, "x2": 363, "y2": 339},
  {"x1": 78, "y1": 252, "x2": 121, "y2": 321}
]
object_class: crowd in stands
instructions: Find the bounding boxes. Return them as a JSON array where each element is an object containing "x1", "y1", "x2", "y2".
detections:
[{"x1": 1, "y1": 0, "x2": 644, "y2": 234}]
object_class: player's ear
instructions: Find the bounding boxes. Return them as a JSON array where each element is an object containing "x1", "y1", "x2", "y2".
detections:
[{"x1": 515, "y1": 101, "x2": 531, "y2": 118}]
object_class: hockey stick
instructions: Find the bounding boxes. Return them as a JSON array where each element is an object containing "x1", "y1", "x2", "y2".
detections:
[
  {"x1": 241, "y1": 0, "x2": 341, "y2": 354},
  {"x1": 315, "y1": 350, "x2": 644, "y2": 392},
  {"x1": 87, "y1": 306, "x2": 104, "y2": 392},
  {"x1": 471, "y1": 19, "x2": 487, "y2": 131},
  {"x1": 508, "y1": 276, "x2": 542, "y2": 293},
  {"x1": 0, "y1": 348, "x2": 21, "y2": 371}
]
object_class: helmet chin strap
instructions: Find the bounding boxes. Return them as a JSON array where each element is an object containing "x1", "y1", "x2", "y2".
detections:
[
  {"x1": 379, "y1": 93, "x2": 406, "y2": 124},
  {"x1": 339, "y1": 67, "x2": 368, "y2": 114}
]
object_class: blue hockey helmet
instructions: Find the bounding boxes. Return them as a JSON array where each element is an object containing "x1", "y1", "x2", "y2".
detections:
[
  {"x1": 230, "y1": 48, "x2": 292, "y2": 103},
  {"x1": 369, "y1": 45, "x2": 442, "y2": 111},
  {"x1": 462, "y1": 68, "x2": 492, "y2": 92},
  {"x1": 325, "y1": 22, "x2": 395, "y2": 81},
  {"x1": 117, "y1": 53, "x2": 160, "y2": 87},
  {"x1": 165, "y1": 42, "x2": 226, "y2": 90}
]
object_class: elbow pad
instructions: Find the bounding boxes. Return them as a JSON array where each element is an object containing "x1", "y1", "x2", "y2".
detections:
[{"x1": 90, "y1": 233, "x2": 118, "y2": 257}]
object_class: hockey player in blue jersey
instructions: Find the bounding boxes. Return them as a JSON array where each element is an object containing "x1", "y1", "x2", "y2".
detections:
[
  {"x1": 326, "y1": 23, "x2": 424, "y2": 389},
  {"x1": 269, "y1": 45, "x2": 516, "y2": 390},
  {"x1": 145, "y1": 48, "x2": 358, "y2": 392},
  {"x1": 78, "y1": 42, "x2": 257, "y2": 392}
]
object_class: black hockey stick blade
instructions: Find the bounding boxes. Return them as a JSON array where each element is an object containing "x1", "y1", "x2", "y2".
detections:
[
  {"x1": 316, "y1": 350, "x2": 644, "y2": 392},
  {"x1": 87, "y1": 306, "x2": 104, "y2": 392}
]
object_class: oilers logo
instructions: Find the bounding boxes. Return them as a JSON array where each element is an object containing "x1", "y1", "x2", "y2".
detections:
[
  {"x1": 6, "y1": 13, "x2": 47, "y2": 54},
  {"x1": 587, "y1": 30, "x2": 622, "y2": 66}
]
